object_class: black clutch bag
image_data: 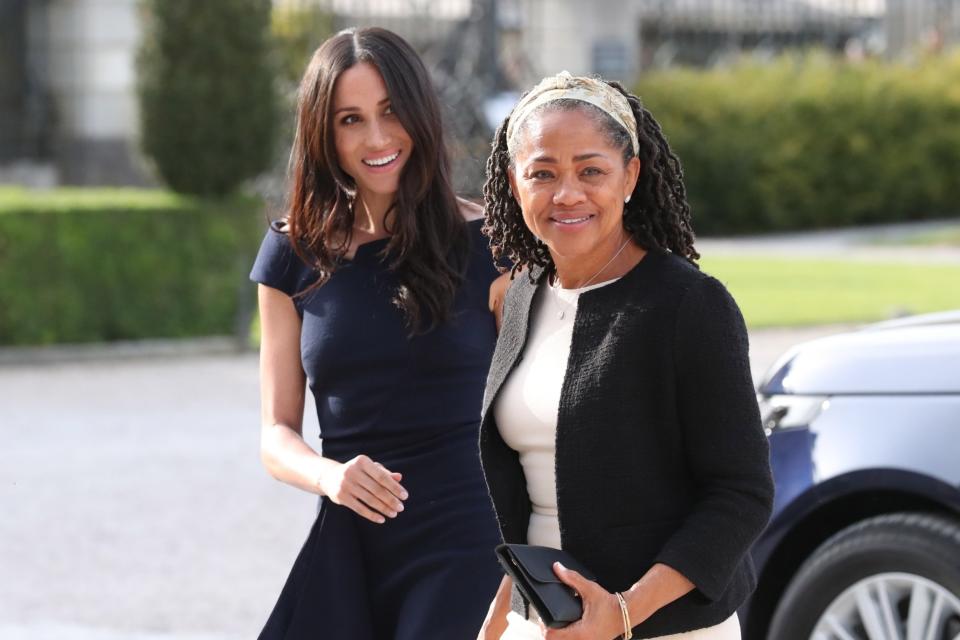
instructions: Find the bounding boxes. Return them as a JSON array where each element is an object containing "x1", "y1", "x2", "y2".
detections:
[{"x1": 495, "y1": 543, "x2": 598, "y2": 628}]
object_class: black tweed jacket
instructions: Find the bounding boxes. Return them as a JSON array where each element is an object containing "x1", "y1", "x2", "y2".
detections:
[{"x1": 479, "y1": 249, "x2": 774, "y2": 638}]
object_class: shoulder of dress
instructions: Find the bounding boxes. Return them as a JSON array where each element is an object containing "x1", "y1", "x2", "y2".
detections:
[
  {"x1": 268, "y1": 217, "x2": 290, "y2": 234},
  {"x1": 456, "y1": 196, "x2": 484, "y2": 221}
]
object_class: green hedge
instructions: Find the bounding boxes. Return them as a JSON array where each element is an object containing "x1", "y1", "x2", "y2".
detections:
[
  {"x1": 0, "y1": 188, "x2": 264, "y2": 346},
  {"x1": 636, "y1": 51, "x2": 960, "y2": 234}
]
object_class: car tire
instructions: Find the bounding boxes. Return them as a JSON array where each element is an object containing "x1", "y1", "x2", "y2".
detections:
[{"x1": 767, "y1": 512, "x2": 960, "y2": 640}]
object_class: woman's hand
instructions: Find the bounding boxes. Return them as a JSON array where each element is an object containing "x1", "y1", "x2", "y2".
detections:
[
  {"x1": 477, "y1": 574, "x2": 513, "y2": 640},
  {"x1": 318, "y1": 454, "x2": 408, "y2": 524},
  {"x1": 539, "y1": 562, "x2": 626, "y2": 640}
]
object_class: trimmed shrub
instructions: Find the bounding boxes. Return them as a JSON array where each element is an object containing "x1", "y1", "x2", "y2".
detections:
[
  {"x1": 271, "y1": 3, "x2": 335, "y2": 89},
  {"x1": 0, "y1": 188, "x2": 263, "y2": 346},
  {"x1": 138, "y1": 0, "x2": 278, "y2": 196},
  {"x1": 636, "y1": 51, "x2": 960, "y2": 234}
]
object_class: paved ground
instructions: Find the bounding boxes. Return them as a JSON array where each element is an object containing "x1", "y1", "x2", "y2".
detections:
[
  {"x1": 0, "y1": 353, "x2": 321, "y2": 640},
  {"x1": 0, "y1": 324, "x2": 845, "y2": 640}
]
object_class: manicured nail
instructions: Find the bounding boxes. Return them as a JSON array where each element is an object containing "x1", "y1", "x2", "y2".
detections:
[{"x1": 555, "y1": 562, "x2": 566, "y2": 570}]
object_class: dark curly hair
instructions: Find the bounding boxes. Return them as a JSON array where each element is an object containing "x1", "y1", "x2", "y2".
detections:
[{"x1": 482, "y1": 80, "x2": 699, "y2": 278}]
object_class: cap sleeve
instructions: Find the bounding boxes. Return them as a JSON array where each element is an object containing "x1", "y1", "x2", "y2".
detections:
[
  {"x1": 467, "y1": 218, "x2": 510, "y2": 284},
  {"x1": 249, "y1": 221, "x2": 311, "y2": 297}
]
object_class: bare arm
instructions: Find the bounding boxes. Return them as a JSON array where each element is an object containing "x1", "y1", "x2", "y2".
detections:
[
  {"x1": 258, "y1": 284, "x2": 317, "y2": 491},
  {"x1": 477, "y1": 574, "x2": 513, "y2": 640},
  {"x1": 622, "y1": 563, "x2": 695, "y2": 628},
  {"x1": 257, "y1": 285, "x2": 408, "y2": 522},
  {"x1": 489, "y1": 272, "x2": 512, "y2": 332}
]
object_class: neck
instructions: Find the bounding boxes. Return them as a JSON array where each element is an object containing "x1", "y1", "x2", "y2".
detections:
[
  {"x1": 353, "y1": 188, "x2": 395, "y2": 237},
  {"x1": 552, "y1": 232, "x2": 646, "y2": 289}
]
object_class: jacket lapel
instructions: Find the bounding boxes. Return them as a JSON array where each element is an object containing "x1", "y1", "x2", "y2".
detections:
[{"x1": 481, "y1": 267, "x2": 542, "y2": 418}]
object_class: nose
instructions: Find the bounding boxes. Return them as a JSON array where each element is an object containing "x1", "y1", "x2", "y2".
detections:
[
  {"x1": 366, "y1": 117, "x2": 389, "y2": 149},
  {"x1": 553, "y1": 173, "x2": 586, "y2": 207}
]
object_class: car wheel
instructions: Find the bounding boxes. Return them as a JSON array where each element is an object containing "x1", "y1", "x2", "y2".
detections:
[{"x1": 768, "y1": 512, "x2": 960, "y2": 640}]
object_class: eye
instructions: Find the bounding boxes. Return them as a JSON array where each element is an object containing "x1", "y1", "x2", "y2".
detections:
[
  {"x1": 528, "y1": 169, "x2": 554, "y2": 181},
  {"x1": 581, "y1": 166, "x2": 605, "y2": 177},
  {"x1": 340, "y1": 114, "x2": 360, "y2": 125},
  {"x1": 384, "y1": 104, "x2": 395, "y2": 116}
]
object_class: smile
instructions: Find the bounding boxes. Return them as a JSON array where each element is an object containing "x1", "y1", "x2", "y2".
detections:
[
  {"x1": 362, "y1": 151, "x2": 400, "y2": 167},
  {"x1": 551, "y1": 215, "x2": 595, "y2": 225}
]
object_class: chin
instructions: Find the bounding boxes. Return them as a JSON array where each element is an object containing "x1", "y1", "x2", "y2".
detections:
[
  {"x1": 357, "y1": 176, "x2": 402, "y2": 196},
  {"x1": 547, "y1": 235, "x2": 598, "y2": 255},
  {"x1": 545, "y1": 243, "x2": 588, "y2": 263}
]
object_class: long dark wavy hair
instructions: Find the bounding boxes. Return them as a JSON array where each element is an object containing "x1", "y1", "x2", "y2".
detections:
[
  {"x1": 285, "y1": 27, "x2": 468, "y2": 333},
  {"x1": 483, "y1": 80, "x2": 699, "y2": 278}
]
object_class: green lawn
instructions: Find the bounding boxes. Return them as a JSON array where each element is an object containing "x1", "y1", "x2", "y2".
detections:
[
  {"x1": 894, "y1": 228, "x2": 960, "y2": 248},
  {"x1": 865, "y1": 222, "x2": 960, "y2": 248},
  {"x1": 702, "y1": 256, "x2": 960, "y2": 328}
]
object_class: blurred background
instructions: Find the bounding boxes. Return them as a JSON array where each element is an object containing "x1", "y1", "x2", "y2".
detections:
[{"x1": 1, "y1": 1, "x2": 958, "y2": 639}]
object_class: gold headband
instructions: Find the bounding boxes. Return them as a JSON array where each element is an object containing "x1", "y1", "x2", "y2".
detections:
[{"x1": 506, "y1": 71, "x2": 639, "y2": 156}]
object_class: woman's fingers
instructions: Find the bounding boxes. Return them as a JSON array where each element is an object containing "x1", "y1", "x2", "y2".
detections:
[
  {"x1": 345, "y1": 496, "x2": 387, "y2": 524},
  {"x1": 553, "y1": 562, "x2": 605, "y2": 606},
  {"x1": 354, "y1": 483, "x2": 400, "y2": 519},
  {"x1": 553, "y1": 562, "x2": 590, "y2": 591},
  {"x1": 355, "y1": 456, "x2": 407, "y2": 498},
  {"x1": 336, "y1": 456, "x2": 408, "y2": 523},
  {"x1": 371, "y1": 461, "x2": 408, "y2": 500},
  {"x1": 359, "y1": 459, "x2": 407, "y2": 506},
  {"x1": 546, "y1": 563, "x2": 624, "y2": 640},
  {"x1": 356, "y1": 473, "x2": 405, "y2": 514}
]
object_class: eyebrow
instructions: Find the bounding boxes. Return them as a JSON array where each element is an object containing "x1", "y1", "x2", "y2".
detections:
[
  {"x1": 529, "y1": 152, "x2": 606, "y2": 163},
  {"x1": 333, "y1": 97, "x2": 390, "y2": 115}
]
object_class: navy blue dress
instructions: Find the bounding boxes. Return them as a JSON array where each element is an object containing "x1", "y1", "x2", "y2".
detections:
[{"x1": 249, "y1": 218, "x2": 503, "y2": 639}]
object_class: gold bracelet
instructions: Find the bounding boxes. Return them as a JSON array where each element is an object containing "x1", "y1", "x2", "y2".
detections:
[{"x1": 615, "y1": 591, "x2": 632, "y2": 639}]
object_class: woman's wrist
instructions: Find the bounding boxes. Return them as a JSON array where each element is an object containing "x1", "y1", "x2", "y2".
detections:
[
  {"x1": 310, "y1": 456, "x2": 341, "y2": 496},
  {"x1": 621, "y1": 585, "x2": 652, "y2": 631},
  {"x1": 614, "y1": 591, "x2": 633, "y2": 638},
  {"x1": 620, "y1": 563, "x2": 697, "y2": 629}
]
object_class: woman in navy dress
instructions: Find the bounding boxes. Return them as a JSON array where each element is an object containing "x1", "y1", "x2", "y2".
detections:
[{"x1": 249, "y1": 27, "x2": 505, "y2": 639}]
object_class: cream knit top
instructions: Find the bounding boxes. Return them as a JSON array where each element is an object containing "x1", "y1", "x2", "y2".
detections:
[{"x1": 493, "y1": 276, "x2": 619, "y2": 549}]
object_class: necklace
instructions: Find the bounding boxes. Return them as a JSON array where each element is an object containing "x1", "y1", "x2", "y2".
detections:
[{"x1": 549, "y1": 236, "x2": 631, "y2": 320}]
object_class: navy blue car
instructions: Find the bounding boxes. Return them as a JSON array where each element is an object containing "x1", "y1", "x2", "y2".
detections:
[{"x1": 744, "y1": 311, "x2": 960, "y2": 640}]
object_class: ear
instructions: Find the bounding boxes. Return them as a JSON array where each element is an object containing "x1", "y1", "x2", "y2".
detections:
[
  {"x1": 624, "y1": 156, "x2": 641, "y2": 201},
  {"x1": 507, "y1": 166, "x2": 520, "y2": 203}
]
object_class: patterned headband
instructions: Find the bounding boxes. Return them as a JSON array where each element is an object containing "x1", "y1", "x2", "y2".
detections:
[{"x1": 505, "y1": 71, "x2": 639, "y2": 157}]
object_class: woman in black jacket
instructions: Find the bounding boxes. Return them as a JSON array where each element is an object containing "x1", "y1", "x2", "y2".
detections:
[{"x1": 476, "y1": 72, "x2": 774, "y2": 640}]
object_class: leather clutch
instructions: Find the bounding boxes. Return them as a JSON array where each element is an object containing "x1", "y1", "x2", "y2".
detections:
[{"x1": 495, "y1": 543, "x2": 598, "y2": 628}]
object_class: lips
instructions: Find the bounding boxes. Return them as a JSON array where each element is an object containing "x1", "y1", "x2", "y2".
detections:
[
  {"x1": 362, "y1": 150, "x2": 400, "y2": 167},
  {"x1": 550, "y1": 213, "x2": 595, "y2": 226}
]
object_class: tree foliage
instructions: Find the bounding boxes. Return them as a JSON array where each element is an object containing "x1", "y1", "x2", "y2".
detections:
[
  {"x1": 637, "y1": 51, "x2": 960, "y2": 234},
  {"x1": 138, "y1": 0, "x2": 277, "y2": 196}
]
